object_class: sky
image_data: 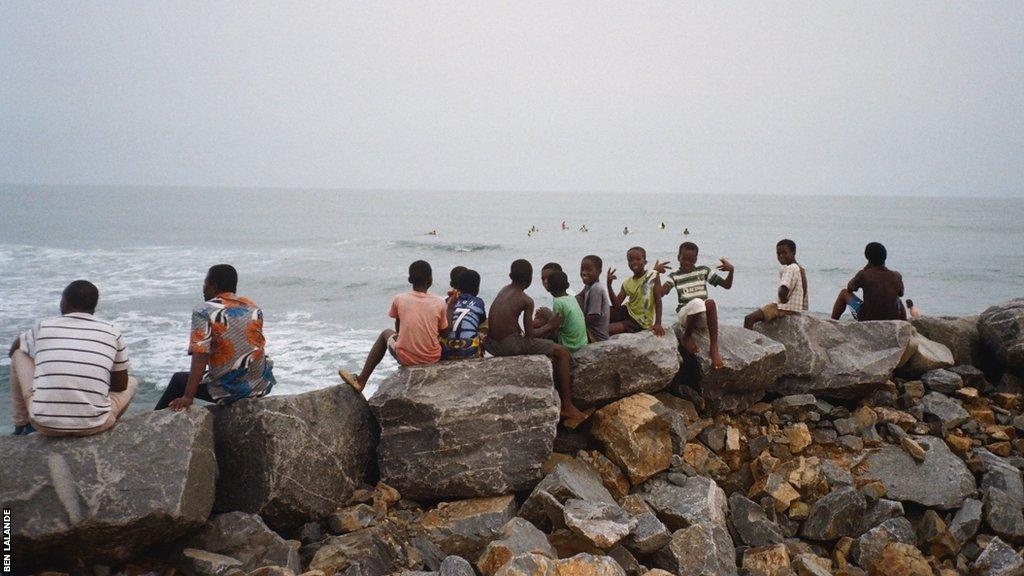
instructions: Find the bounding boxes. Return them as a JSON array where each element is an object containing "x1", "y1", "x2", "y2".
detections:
[{"x1": 1, "y1": 2, "x2": 1022, "y2": 197}]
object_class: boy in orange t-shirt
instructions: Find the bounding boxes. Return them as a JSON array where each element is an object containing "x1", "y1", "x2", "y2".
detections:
[{"x1": 340, "y1": 260, "x2": 448, "y2": 392}]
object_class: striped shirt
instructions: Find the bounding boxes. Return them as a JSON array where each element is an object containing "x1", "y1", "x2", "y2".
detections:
[
  {"x1": 19, "y1": 313, "x2": 129, "y2": 430},
  {"x1": 663, "y1": 266, "x2": 723, "y2": 311}
]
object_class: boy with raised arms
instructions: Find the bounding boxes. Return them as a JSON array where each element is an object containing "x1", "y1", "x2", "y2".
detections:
[
  {"x1": 658, "y1": 242, "x2": 734, "y2": 369},
  {"x1": 607, "y1": 246, "x2": 669, "y2": 336}
]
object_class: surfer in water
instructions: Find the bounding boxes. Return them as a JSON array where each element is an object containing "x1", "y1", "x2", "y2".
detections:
[
  {"x1": 623, "y1": 226, "x2": 630, "y2": 235},
  {"x1": 683, "y1": 228, "x2": 690, "y2": 235}
]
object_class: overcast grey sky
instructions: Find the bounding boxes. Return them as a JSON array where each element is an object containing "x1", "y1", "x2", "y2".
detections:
[{"x1": 2, "y1": 2, "x2": 1022, "y2": 196}]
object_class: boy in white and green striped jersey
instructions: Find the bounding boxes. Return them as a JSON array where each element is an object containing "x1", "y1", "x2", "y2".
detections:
[{"x1": 657, "y1": 242, "x2": 734, "y2": 369}]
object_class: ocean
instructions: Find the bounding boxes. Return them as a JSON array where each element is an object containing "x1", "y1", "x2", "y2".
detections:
[{"x1": 1, "y1": 185, "x2": 1022, "y2": 426}]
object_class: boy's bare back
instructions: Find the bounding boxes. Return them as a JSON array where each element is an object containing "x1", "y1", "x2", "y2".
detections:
[{"x1": 487, "y1": 284, "x2": 535, "y2": 341}]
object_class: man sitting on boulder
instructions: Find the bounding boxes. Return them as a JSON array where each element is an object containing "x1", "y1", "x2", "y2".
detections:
[
  {"x1": 156, "y1": 264, "x2": 276, "y2": 410},
  {"x1": 830, "y1": 242, "x2": 906, "y2": 322},
  {"x1": 7, "y1": 280, "x2": 137, "y2": 436}
]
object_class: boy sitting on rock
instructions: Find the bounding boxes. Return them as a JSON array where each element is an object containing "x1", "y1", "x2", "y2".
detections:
[
  {"x1": 658, "y1": 241, "x2": 734, "y2": 369},
  {"x1": 606, "y1": 246, "x2": 669, "y2": 337},
  {"x1": 577, "y1": 255, "x2": 610, "y2": 343},
  {"x1": 340, "y1": 260, "x2": 448, "y2": 391},
  {"x1": 537, "y1": 270, "x2": 589, "y2": 353},
  {"x1": 486, "y1": 259, "x2": 591, "y2": 427},
  {"x1": 830, "y1": 242, "x2": 905, "y2": 321},
  {"x1": 441, "y1": 269, "x2": 487, "y2": 359},
  {"x1": 744, "y1": 239, "x2": 808, "y2": 329}
]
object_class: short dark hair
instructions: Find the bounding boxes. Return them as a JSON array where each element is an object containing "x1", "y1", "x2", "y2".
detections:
[
  {"x1": 510, "y1": 259, "x2": 532, "y2": 284},
  {"x1": 865, "y1": 242, "x2": 887, "y2": 266},
  {"x1": 207, "y1": 264, "x2": 238, "y2": 293},
  {"x1": 547, "y1": 270, "x2": 570, "y2": 293},
  {"x1": 409, "y1": 260, "x2": 432, "y2": 286},
  {"x1": 541, "y1": 262, "x2": 563, "y2": 273},
  {"x1": 777, "y1": 239, "x2": 796, "y2": 252},
  {"x1": 679, "y1": 242, "x2": 699, "y2": 254},
  {"x1": 63, "y1": 280, "x2": 99, "y2": 313},
  {"x1": 906, "y1": 299, "x2": 914, "y2": 307},
  {"x1": 456, "y1": 269, "x2": 481, "y2": 295},
  {"x1": 582, "y1": 254, "x2": 603, "y2": 270},
  {"x1": 449, "y1": 266, "x2": 468, "y2": 287},
  {"x1": 628, "y1": 246, "x2": 646, "y2": 258}
]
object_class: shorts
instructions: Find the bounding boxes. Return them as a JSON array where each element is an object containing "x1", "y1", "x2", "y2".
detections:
[
  {"x1": 760, "y1": 302, "x2": 800, "y2": 323},
  {"x1": 610, "y1": 306, "x2": 643, "y2": 333},
  {"x1": 386, "y1": 333, "x2": 402, "y2": 363},
  {"x1": 676, "y1": 299, "x2": 708, "y2": 329},
  {"x1": 848, "y1": 295, "x2": 863, "y2": 320},
  {"x1": 484, "y1": 333, "x2": 556, "y2": 357}
]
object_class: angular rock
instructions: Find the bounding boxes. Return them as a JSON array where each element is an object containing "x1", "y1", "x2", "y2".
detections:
[
  {"x1": 912, "y1": 315, "x2": 986, "y2": 368},
  {"x1": 620, "y1": 495, "x2": 671, "y2": 556},
  {"x1": 520, "y1": 460, "x2": 618, "y2": 531},
  {"x1": 477, "y1": 518, "x2": 556, "y2": 576},
  {"x1": 576, "y1": 450, "x2": 631, "y2": 501},
  {"x1": 673, "y1": 324, "x2": 786, "y2": 410},
  {"x1": 591, "y1": 394, "x2": 672, "y2": 485},
  {"x1": 921, "y1": 392, "x2": 970, "y2": 433},
  {"x1": 652, "y1": 523, "x2": 737, "y2": 576},
  {"x1": 329, "y1": 505, "x2": 379, "y2": 535},
  {"x1": 418, "y1": 495, "x2": 518, "y2": 559},
  {"x1": 854, "y1": 517, "x2": 915, "y2": 571},
  {"x1": 189, "y1": 512, "x2": 300, "y2": 574},
  {"x1": 873, "y1": 542, "x2": 932, "y2": 576},
  {"x1": 309, "y1": 524, "x2": 407, "y2": 576},
  {"x1": 570, "y1": 332, "x2": 681, "y2": 407},
  {"x1": 370, "y1": 357, "x2": 559, "y2": 501},
  {"x1": 741, "y1": 543, "x2": 790, "y2": 576},
  {"x1": 754, "y1": 315, "x2": 913, "y2": 399},
  {"x1": 440, "y1": 556, "x2": 476, "y2": 576},
  {"x1": 922, "y1": 369, "x2": 964, "y2": 394},
  {"x1": 556, "y1": 553, "x2": 629, "y2": 576},
  {"x1": 490, "y1": 553, "x2": 556, "y2": 576},
  {"x1": 917, "y1": 509, "x2": 959, "y2": 558},
  {"x1": 642, "y1": 477, "x2": 728, "y2": 531},
  {"x1": 899, "y1": 330, "x2": 955, "y2": 376},
  {"x1": 862, "y1": 435, "x2": 976, "y2": 509},
  {"x1": 728, "y1": 494, "x2": 784, "y2": 547},
  {"x1": 214, "y1": 385, "x2": 376, "y2": 531},
  {"x1": 792, "y1": 554, "x2": 832, "y2": 576},
  {"x1": 977, "y1": 449, "x2": 1024, "y2": 542},
  {"x1": 972, "y1": 537, "x2": 1024, "y2": 576},
  {"x1": 950, "y1": 499, "x2": 984, "y2": 546},
  {"x1": 0, "y1": 409, "x2": 217, "y2": 570},
  {"x1": 979, "y1": 299, "x2": 1024, "y2": 369},
  {"x1": 178, "y1": 548, "x2": 244, "y2": 576},
  {"x1": 800, "y1": 487, "x2": 867, "y2": 541},
  {"x1": 562, "y1": 499, "x2": 635, "y2": 549}
]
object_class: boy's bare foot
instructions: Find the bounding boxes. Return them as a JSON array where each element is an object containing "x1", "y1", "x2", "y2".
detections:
[
  {"x1": 710, "y1": 349, "x2": 725, "y2": 370},
  {"x1": 562, "y1": 407, "x2": 595, "y2": 430},
  {"x1": 338, "y1": 370, "x2": 365, "y2": 392},
  {"x1": 681, "y1": 335, "x2": 699, "y2": 355}
]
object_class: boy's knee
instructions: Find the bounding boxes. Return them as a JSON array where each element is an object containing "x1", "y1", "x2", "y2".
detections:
[
  {"x1": 551, "y1": 345, "x2": 568, "y2": 359},
  {"x1": 705, "y1": 299, "x2": 717, "y2": 311}
]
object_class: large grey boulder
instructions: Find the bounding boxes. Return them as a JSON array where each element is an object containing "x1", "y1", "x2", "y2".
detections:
[
  {"x1": 673, "y1": 324, "x2": 786, "y2": 411},
  {"x1": 754, "y1": 315, "x2": 913, "y2": 399},
  {"x1": 976, "y1": 449, "x2": 1024, "y2": 543},
  {"x1": 0, "y1": 409, "x2": 217, "y2": 570},
  {"x1": 370, "y1": 357, "x2": 559, "y2": 501},
  {"x1": 979, "y1": 299, "x2": 1024, "y2": 369},
  {"x1": 520, "y1": 460, "x2": 618, "y2": 531},
  {"x1": 570, "y1": 332, "x2": 681, "y2": 407},
  {"x1": 912, "y1": 315, "x2": 986, "y2": 369},
  {"x1": 862, "y1": 435, "x2": 976, "y2": 509},
  {"x1": 898, "y1": 331, "x2": 955, "y2": 377},
  {"x1": 187, "y1": 512, "x2": 301, "y2": 573},
  {"x1": 642, "y1": 476, "x2": 729, "y2": 531},
  {"x1": 213, "y1": 384, "x2": 376, "y2": 532}
]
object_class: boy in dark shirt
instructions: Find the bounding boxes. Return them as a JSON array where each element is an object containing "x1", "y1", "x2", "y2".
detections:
[
  {"x1": 577, "y1": 255, "x2": 610, "y2": 342},
  {"x1": 831, "y1": 242, "x2": 906, "y2": 321},
  {"x1": 486, "y1": 259, "x2": 591, "y2": 427},
  {"x1": 441, "y1": 269, "x2": 486, "y2": 359}
]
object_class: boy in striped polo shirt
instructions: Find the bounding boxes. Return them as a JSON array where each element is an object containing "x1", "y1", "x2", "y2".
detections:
[
  {"x1": 657, "y1": 242, "x2": 734, "y2": 369},
  {"x1": 7, "y1": 280, "x2": 137, "y2": 436}
]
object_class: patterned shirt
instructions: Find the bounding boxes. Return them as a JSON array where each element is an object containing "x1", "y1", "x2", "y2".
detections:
[
  {"x1": 189, "y1": 292, "x2": 275, "y2": 401},
  {"x1": 663, "y1": 266, "x2": 723, "y2": 311},
  {"x1": 442, "y1": 294, "x2": 487, "y2": 359},
  {"x1": 778, "y1": 263, "x2": 808, "y2": 312}
]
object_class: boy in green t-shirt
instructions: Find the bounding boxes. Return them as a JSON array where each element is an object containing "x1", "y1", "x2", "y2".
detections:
[
  {"x1": 537, "y1": 271, "x2": 589, "y2": 353},
  {"x1": 607, "y1": 246, "x2": 669, "y2": 337}
]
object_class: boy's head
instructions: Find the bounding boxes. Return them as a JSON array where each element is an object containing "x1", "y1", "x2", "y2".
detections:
[
  {"x1": 456, "y1": 269, "x2": 481, "y2": 296},
  {"x1": 906, "y1": 299, "x2": 914, "y2": 308},
  {"x1": 776, "y1": 239, "x2": 796, "y2": 265},
  {"x1": 677, "y1": 242, "x2": 699, "y2": 272},
  {"x1": 865, "y1": 242, "x2": 887, "y2": 266},
  {"x1": 541, "y1": 262, "x2": 563, "y2": 291},
  {"x1": 449, "y1": 266, "x2": 468, "y2": 288},
  {"x1": 626, "y1": 247, "x2": 647, "y2": 275},
  {"x1": 204, "y1": 264, "x2": 238, "y2": 300},
  {"x1": 545, "y1": 271, "x2": 570, "y2": 296},
  {"x1": 408, "y1": 260, "x2": 432, "y2": 289},
  {"x1": 509, "y1": 259, "x2": 532, "y2": 288},
  {"x1": 580, "y1": 255, "x2": 602, "y2": 285},
  {"x1": 61, "y1": 279, "x2": 99, "y2": 314}
]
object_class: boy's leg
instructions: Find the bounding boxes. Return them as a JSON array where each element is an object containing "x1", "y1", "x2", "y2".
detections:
[
  {"x1": 706, "y1": 299, "x2": 724, "y2": 369},
  {"x1": 680, "y1": 314, "x2": 701, "y2": 355},
  {"x1": 831, "y1": 289, "x2": 855, "y2": 320},
  {"x1": 10, "y1": 349, "x2": 34, "y2": 427},
  {"x1": 743, "y1": 309, "x2": 764, "y2": 330},
  {"x1": 155, "y1": 372, "x2": 215, "y2": 410},
  {"x1": 354, "y1": 329, "x2": 396, "y2": 387},
  {"x1": 549, "y1": 345, "x2": 589, "y2": 422},
  {"x1": 109, "y1": 376, "x2": 139, "y2": 418}
]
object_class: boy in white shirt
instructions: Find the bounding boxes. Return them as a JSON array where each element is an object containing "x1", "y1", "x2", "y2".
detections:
[{"x1": 744, "y1": 239, "x2": 807, "y2": 329}]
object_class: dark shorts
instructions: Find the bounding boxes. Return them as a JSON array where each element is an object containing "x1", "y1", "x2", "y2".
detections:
[
  {"x1": 484, "y1": 333, "x2": 556, "y2": 357},
  {"x1": 610, "y1": 306, "x2": 643, "y2": 333}
]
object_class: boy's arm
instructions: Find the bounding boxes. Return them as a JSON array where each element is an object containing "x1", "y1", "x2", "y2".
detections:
[
  {"x1": 543, "y1": 314, "x2": 564, "y2": 336},
  {"x1": 778, "y1": 286, "x2": 791, "y2": 303},
  {"x1": 653, "y1": 286, "x2": 664, "y2": 336},
  {"x1": 717, "y1": 258, "x2": 735, "y2": 289},
  {"x1": 847, "y1": 270, "x2": 864, "y2": 293},
  {"x1": 606, "y1": 269, "x2": 625, "y2": 307},
  {"x1": 522, "y1": 296, "x2": 536, "y2": 338}
]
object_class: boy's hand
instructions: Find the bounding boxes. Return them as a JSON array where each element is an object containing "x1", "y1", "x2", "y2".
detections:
[
  {"x1": 717, "y1": 258, "x2": 734, "y2": 272},
  {"x1": 653, "y1": 260, "x2": 671, "y2": 274},
  {"x1": 652, "y1": 324, "x2": 666, "y2": 337},
  {"x1": 606, "y1": 268, "x2": 617, "y2": 284},
  {"x1": 169, "y1": 397, "x2": 194, "y2": 411}
]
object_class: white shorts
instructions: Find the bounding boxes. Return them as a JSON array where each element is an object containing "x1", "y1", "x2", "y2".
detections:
[{"x1": 677, "y1": 299, "x2": 708, "y2": 329}]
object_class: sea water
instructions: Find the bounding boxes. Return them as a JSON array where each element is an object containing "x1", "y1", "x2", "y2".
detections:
[{"x1": 1, "y1": 185, "x2": 1022, "y2": 424}]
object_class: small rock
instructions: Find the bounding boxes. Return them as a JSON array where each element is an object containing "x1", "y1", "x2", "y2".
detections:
[
  {"x1": 792, "y1": 554, "x2": 832, "y2": 576},
  {"x1": 643, "y1": 477, "x2": 728, "y2": 531},
  {"x1": 652, "y1": 523, "x2": 737, "y2": 576},
  {"x1": 619, "y1": 495, "x2": 671, "y2": 556},
  {"x1": 328, "y1": 505, "x2": 379, "y2": 535},
  {"x1": 477, "y1": 518, "x2": 556, "y2": 576},
  {"x1": 854, "y1": 517, "x2": 915, "y2": 570},
  {"x1": 950, "y1": 499, "x2": 984, "y2": 545},
  {"x1": 872, "y1": 542, "x2": 932, "y2": 576},
  {"x1": 520, "y1": 460, "x2": 618, "y2": 531},
  {"x1": 189, "y1": 512, "x2": 301, "y2": 574},
  {"x1": 922, "y1": 369, "x2": 965, "y2": 394},
  {"x1": 741, "y1": 543, "x2": 790, "y2": 576},
  {"x1": 976, "y1": 449, "x2": 1024, "y2": 542},
  {"x1": 439, "y1": 556, "x2": 476, "y2": 576},
  {"x1": 785, "y1": 423, "x2": 812, "y2": 454},
  {"x1": 921, "y1": 392, "x2": 971, "y2": 433},
  {"x1": 917, "y1": 509, "x2": 959, "y2": 558},
  {"x1": 178, "y1": 548, "x2": 245, "y2": 576},
  {"x1": 562, "y1": 499, "x2": 635, "y2": 549},
  {"x1": 971, "y1": 536, "x2": 1024, "y2": 576},
  {"x1": 576, "y1": 450, "x2": 631, "y2": 501},
  {"x1": 899, "y1": 437, "x2": 926, "y2": 462},
  {"x1": 490, "y1": 553, "x2": 556, "y2": 576},
  {"x1": 800, "y1": 487, "x2": 866, "y2": 541},
  {"x1": 728, "y1": 494, "x2": 784, "y2": 547}
]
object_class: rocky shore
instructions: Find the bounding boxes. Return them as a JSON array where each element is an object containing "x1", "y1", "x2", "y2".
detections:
[{"x1": 3, "y1": 298, "x2": 1024, "y2": 576}]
